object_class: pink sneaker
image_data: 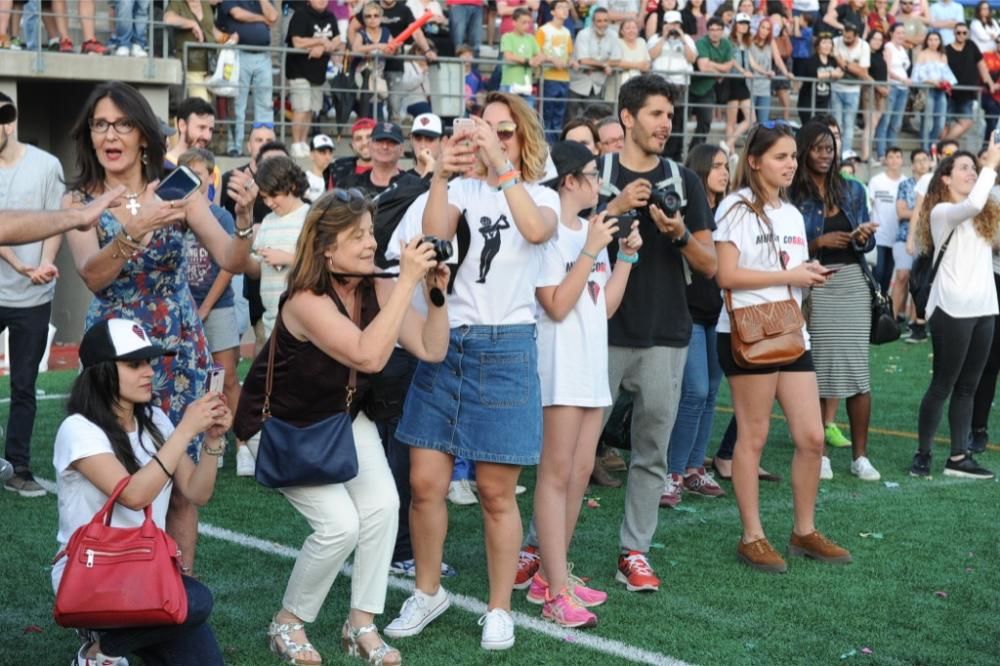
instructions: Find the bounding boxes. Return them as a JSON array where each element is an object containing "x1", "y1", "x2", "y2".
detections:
[
  {"x1": 541, "y1": 590, "x2": 597, "y2": 628},
  {"x1": 683, "y1": 467, "x2": 725, "y2": 497},
  {"x1": 526, "y1": 572, "x2": 548, "y2": 605},
  {"x1": 567, "y1": 564, "x2": 607, "y2": 607}
]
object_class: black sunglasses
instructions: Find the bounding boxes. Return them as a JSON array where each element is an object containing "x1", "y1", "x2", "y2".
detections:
[{"x1": 331, "y1": 188, "x2": 369, "y2": 214}]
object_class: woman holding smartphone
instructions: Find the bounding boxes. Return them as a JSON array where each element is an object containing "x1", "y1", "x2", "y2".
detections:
[
  {"x1": 790, "y1": 121, "x2": 880, "y2": 482},
  {"x1": 714, "y1": 121, "x2": 851, "y2": 574},
  {"x1": 385, "y1": 92, "x2": 558, "y2": 651}
]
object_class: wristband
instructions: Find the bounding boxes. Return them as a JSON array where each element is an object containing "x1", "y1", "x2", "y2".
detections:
[
  {"x1": 498, "y1": 177, "x2": 521, "y2": 192},
  {"x1": 617, "y1": 251, "x2": 639, "y2": 264},
  {"x1": 580, "y1": 249, "x2": 599, "y2": 261},
  {"x1": 497, "y1": 169, "x2": 521, "y2": 185},
  {"x1": 151, "y1": 454, "x2": 174, "y2": 480},
  {"x1": 496, "y1": 160, "x2": 516, "y2": 177}
]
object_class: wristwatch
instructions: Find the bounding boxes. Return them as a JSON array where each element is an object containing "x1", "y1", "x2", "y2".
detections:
[
  {"x1": 672, "y1": 228, "x2": 690, "y2": 248},
  {"x1": 235, "y1": 224, "x2": 254, "y2": 239}
]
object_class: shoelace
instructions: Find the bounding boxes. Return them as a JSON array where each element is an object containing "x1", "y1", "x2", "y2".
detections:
[
  {"x1": 623, "y1": 553, "x2": 654, "y2": 576},
  {"x1": 397, "y1": 594, "x2": 427, "y2": 623},
  {"x1": 517, "y1": 550, "x2": 539, "y2": 568},
  {"x1": 478, "y1": 609, "x2": 513, "y2": 633}
]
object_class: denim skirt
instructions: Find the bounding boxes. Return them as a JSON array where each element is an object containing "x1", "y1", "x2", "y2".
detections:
[{"x1": 395, "y1": 324, "x2": 542, "y2": 466}]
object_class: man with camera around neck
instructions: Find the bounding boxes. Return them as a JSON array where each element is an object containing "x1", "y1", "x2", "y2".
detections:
[{"x1": 599, "y1": 75, "x2": 716, "y2": 592}]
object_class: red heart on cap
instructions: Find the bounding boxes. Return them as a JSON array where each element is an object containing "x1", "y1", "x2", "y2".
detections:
[
  {"x1": 419, "y1": 117, "x2": 430, "y2": 126},
  {"x1": 132, "y1": 324, "x2": 146, "y2": 341}
]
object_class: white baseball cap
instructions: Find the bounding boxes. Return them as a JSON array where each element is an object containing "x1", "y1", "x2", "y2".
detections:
[
  {"x1": 80, "y1": 319, "x2": 173, "y2": 368},
  {"x1": 311, "y1": 134, "x2": 335, "y2": 151},
  {"x1": 735, "y1": 13, "x2": 752, "y2": 23},
  {"x1": 411, "y1": 113, "x2": 443, "y2": 138},
  {"x1": 664, "y1": 10, "x2": 682, "y2": 24}
]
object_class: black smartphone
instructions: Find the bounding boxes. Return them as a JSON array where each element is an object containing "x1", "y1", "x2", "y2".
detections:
[
  {"x1": 155, "y1": 165, "x2": 201, "y2": 201},
  {"x1": 615, "y1": 212, "x2": 637, "y2": 239}
]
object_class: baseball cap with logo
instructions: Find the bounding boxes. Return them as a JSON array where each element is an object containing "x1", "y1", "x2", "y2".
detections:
[
  {"x1": 735, "y1": 13, "x2": 752, "y2": 23},
  {"x1": 79, "y1": 319, "x2": 174, "y2": 368},
  {"x1": 411, "y1": 113, "x2": 443, "y2": 138},
  {"x1": 311, "y1": 134, "x2": 335, "y2": 151},
  {"x1": 371, "y1": 122, "x2": 404, "y2": 144}
]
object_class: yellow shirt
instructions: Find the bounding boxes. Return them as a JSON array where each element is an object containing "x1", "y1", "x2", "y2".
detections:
[{"x1": 536, "y1": 23, "x2": 573, "y2": 82}]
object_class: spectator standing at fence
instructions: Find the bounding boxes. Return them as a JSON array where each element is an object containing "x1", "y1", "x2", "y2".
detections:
[
  {"x1": 108, "y1": 0, "x2": 151, "y2": 57},
  {"x1": 617, "y1": 18, "x2": 651, "y2": 85},
  {"x1": 498, "y1": 0, "x2": 539, "y2": 38},
  {"x1": 894, "y1": 0, "x2": 930, "y2": 49},
  {"x1": 868, "y1": 0, "x2": 895, "y2": 36},
  {"x1": 218, "y1": 0, "x2": 278, "y2": 158},
  {"x1": 929, "y1": 0, "x2": 964, "y2": 46},
  {"x1": 42, "y1": 0, "x2": 105, "y2": 53},
  {"x1": 538, "y1": 0, "x2": 575, "y2": 141},
  {"x1": 971, "y1": 1, "x2": 1000, "y2": 54},
  {"x1": 645, "y1": 0, "x2": 686, "y2": 39},
  {"x1": 912, "y1": 31, "x2": 956, "y2": 151},
  {"x1": 286, "y1": 0, "x2": 342, "y2": 159},
  {"x1": 448, "y1": 0, "x2": 483, "y2": 56},
  {"x1": 943, "y1": 24, "x2": 998, "y2": 144},
  {"x1": 823, "y1": 0, "x2": 866, "y2": 37},
  {"x1": 569, "y1": 8, "x2": 623, "y2": 118},
  {"x1": 791, "y1": 10, "x2": 814, "y2": 76},
  {"x1": 874, "y1": 23, "x2": 910, "y2": 162},
  {"x1": 690, "y1": 17, "x2": 735, "y2": 150},
  {"x1": 501, "y1": 8, "x2": 543, "y2": 105},
  {"x1": 723, "y1": 13, "x2": 753, "y2": 154},
  {"x1": 748, "y1": 15, "x2": 792, "y2": 123},
  {"x1": 352, "y1": 2, "x2": 393, "y2": 122},
  {"x1": 0, "y1": 93, "x2": 62, "y2": 498},
  {"x1": 682, "y1": 0, "x2": 708, "y2": 39},
  {"x1": 861, "y1": 29, "x2": 889, "y2": 164},
  {"x1": 831, "y1": 23, "x2": 870, "y2": 154},
  {"x1": 648, "y1": 10, "x2": 695, "y2": 159},
  {"x1": 164, "y1": 1, "x2": 230, "y2": 102}
]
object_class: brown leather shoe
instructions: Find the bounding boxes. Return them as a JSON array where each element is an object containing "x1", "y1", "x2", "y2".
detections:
[
  {"x1": 788, "y1": 530, "x2": 852, "y2": 564},
  {"x1": 590, "y1": 457, "x2": 622, "y2": 488},
  {"x1": 600, "y1": 447, "x2": 628, "y2": 472},
  {"x1": 737, "y1": 537, "x2": 788, "y2": 573}
]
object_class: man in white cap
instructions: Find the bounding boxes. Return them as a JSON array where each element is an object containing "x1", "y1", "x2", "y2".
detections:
[
  {"x1": 305, "y1": 134, "x2": 335, "y2": 201},
  {"x1": 407, "y1": 113, "x2": 443, "y2": 179}
]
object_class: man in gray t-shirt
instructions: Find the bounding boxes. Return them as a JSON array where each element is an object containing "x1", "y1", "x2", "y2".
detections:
[{"x1": 0, "y1": 94, "x2": 64, "y2": 497}]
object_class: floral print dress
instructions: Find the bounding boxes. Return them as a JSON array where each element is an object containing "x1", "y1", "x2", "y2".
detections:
[{"x1": 84, "y1": 210, "x2": 211, "y2": 434}]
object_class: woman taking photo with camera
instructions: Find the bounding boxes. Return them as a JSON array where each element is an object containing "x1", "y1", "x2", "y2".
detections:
[
  {"x1": 909, "y1": 140, "x2": 1000, "y2": 480},
  {"x1": 232, "y1": 186, "x2": 450, "y2": 666},
  {"x1": 714, "y1": 121, "x2": 852, "y2": 574},
  {"x1": 386, "y1": 92, "x2": 558, "y2": 651},
  {"x1": 53, "y1": 318, "x2": 230, "y2": 665}
]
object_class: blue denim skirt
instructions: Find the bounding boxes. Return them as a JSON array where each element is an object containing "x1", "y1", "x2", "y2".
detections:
[{"x1": 395, "y1": 324, "x2": 542, "y2": 466}]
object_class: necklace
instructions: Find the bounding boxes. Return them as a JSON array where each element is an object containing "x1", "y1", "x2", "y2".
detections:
[{"x1": 106, "y1": 182, "x2": 143, "y2": 216}]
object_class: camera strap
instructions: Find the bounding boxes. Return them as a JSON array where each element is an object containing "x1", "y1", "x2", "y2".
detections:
[{"x1": 598, "y1": 154, "x2": 687, "y2": 208}]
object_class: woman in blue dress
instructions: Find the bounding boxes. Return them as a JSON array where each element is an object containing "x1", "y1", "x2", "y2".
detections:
[{"x1": 63, "y1": 81, "x2": 253, "y2": 575}]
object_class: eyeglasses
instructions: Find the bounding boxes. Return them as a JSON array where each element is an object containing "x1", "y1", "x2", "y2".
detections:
[
  {"x1": 89, "y1": 118, "x2": 136, "y2": 134},
  {"x1": 252, "y1": 121, "x2": 275, "y2": 130},
  {"x1": 578, "y1": 170, "x2": 600, "y2": 182},
  {"x1": 495, "y1": 121, "x2": 517, "y2": 141}
]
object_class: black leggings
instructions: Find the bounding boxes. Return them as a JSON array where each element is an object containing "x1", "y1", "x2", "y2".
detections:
[
  {"x1": 918, "y1": 309, "x2": 995, "y2": 456},
  {"x1": 971, "y1": 273, "x2": 1000, "y2": 432}
]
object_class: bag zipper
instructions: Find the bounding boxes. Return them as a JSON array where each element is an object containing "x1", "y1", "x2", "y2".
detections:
[{"x1": 85, "y1": 547, "x2": 153, "y2": 568}]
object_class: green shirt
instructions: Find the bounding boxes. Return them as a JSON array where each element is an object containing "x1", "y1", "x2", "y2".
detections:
[
  {"x1": 500, "y1": 32, "x2": 540, "y2": 88},
  {"x1": 690, "y1": 36, "x2": 734, "y2": 97}
]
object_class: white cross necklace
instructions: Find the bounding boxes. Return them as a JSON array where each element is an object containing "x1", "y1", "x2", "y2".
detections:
[{"x1": 124, "y1": 193, "x2": 142, "y2": 216}]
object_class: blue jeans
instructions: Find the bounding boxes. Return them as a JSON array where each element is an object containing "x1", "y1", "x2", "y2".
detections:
[
  {"x1": 230, "y1": 50, "x2": 274, "y2": 153},
  {"x1": 874, "y1": 86, "x2": 907, "y2": 159},
  {"x1": 21, "y1": 0, "x2": 41, "y2": 49},
  {"x1": 922, "y1": 89, "x2": 947, "y2": 151},
  {"x1": 667, "y1": 323, "x2": 723, "y2": 475},
  {"x1": 540, "y1": 79, "x2": 569, "y2": 142},
  {"x1": 449, "y1": 4, "x2": 482, "y2": 55},
  {"x1": 830, "y1": 89, "x2": 861, "y2": 149},
  {"x1": 753, "y1": 95, "x2": 771, "y2": 123},
  {"x1": 499, "y1": 85, "x2": 535, "y2": 109},
  {"x1": 109, "y1": 0, "x2": 150, "y2": 48},
  {"x1": 99, "y1": 576, "x2": 223, "y2": 665}
]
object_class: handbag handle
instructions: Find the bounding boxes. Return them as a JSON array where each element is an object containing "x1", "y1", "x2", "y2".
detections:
[
  {"x1": 263, "y1": 290, "x2": 362, "y2": 419},
  {"x1": 93, "y1": 475, "x2": 154, "y2": 529}
]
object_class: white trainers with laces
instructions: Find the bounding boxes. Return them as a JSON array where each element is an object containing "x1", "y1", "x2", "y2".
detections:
[
  {"x1": 384, "y1": 586, "x2": 450, "y2": 638},
  {"x1": 850, "y1": 456, "x2": 881, "y2": 481},
  {"x1": 236, "y1": 445, "x2": 256, "y2": 477},
  {"x1": 478, "y1": 608, "x2": 515, "y2": 650},
  {"x1": 130, "y1": 43, "x2": 147, "y2": 58},
  {"x1": 820, "y1": 456, "x2": 833, "y2": 480},
  {"x1": 447, "y1": 479, "x2": 478, "y2": 505}
]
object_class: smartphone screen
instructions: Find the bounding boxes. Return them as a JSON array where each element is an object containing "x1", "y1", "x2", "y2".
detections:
[
  {"x1": 452, "y1": 118, "x2": 475, "y2": 136},
  {"x1": 156, "y1": 165, "x2": 201, "y2": 201},
  {"x1": 209, "y1": 364, "x2": 225, "y2": 394}
]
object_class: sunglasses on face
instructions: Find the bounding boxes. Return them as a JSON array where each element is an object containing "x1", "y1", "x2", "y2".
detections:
[
  {"x1": 495, "y1": 121, "x2": 517, "y2": 141},
  {"x1": 956, "y1": 31, "x2": 968, "y2": 36}
]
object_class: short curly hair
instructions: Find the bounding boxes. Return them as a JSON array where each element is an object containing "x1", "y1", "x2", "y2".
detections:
[{"x1": 254, "y1": 155, "x2": 308, "y2": 198}]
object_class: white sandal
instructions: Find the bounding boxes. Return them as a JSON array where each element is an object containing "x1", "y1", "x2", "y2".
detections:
[
  {"x1": 268, "y1": 616, "x2": 322, "y2": 665},
  {"x1": 341, "y1": 620, "x2": 401, "y2": 666}
]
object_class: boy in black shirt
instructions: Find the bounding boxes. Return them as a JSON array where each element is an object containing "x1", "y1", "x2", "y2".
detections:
[{"x1": 285, "y1": 0, "x2": 342, "y2": 157}]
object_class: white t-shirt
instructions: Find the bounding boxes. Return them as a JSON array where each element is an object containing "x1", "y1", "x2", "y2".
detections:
[
  {"x1": 869, "y1": 172, "x2": 904, "y2": 247},
  {"x1": 915, "y1": 172, "x2": 932, "y2": 197},
  {"x1": 438, "y1": 178, "x2": 560, "y2": 327},
  {"x1": 713, "y1": 189, "x2": 810, "y2": 345},
  {"x1": 927, "y1": 167, "x2": 1000, "y2": 319},
  {"x1": 535, "y1": 218, "x2": 613, "y2": 407},
  {"x1": 649, "y1": 33, "x2": 696, "y2": 86},
  {"x1": 831, "y1": 37, "x2": 870, "y2": 94},
  {"x1": 51, "y1": 409, "x2": 175, "y2": 591},
  {"x1": 253, "y1": 202, "x2": 310, "y2": 337},
  {"x1": 305, "y1": 171, "x2": 325, "y2": 203}
]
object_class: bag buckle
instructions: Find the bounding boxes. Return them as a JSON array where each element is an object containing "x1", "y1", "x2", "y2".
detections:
[{"x1": 345, "y1": 387, "x2": 357, "y2": 410}]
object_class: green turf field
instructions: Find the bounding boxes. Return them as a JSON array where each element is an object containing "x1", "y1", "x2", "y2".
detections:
[{"x1": 2, "y1": 341, "x2": 999, "y2": 665}]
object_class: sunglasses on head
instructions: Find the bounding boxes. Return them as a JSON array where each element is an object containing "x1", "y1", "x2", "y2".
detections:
[
  {"x1": 495, "y1": 121, "x2": 517, "y2": 141},
  {"x1": 252, "y1": 121, "x2": 275, "y2": 130},
  {"x1": 331, "y1": 188, "x2": 369, "y2": 214}
]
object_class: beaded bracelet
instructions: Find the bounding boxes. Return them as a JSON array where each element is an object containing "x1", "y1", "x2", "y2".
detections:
[
  {"x1": 202, "y1": 441, "x2": 225, "y2": 457},
  {"x1": 617, "y1": 251, "x2": 639, "y2": 264}
]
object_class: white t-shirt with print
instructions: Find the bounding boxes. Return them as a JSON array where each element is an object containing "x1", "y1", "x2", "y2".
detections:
[
  {"x1": 439, "y1": 178, "x2": 560, "y2": 327},
  {"x1": 253, "y1": 202, "x2": 310, "y2": 337},
  {"x1": 713, "y1": 189, "x2": 810, "y2": 345},
  {"x1": 536, "y1": 219, "x2": 613, "y2": 407},
  {"x1": 51, "y1": 409, "x2": 176, "y2": 592},
  {"x1": 869, "y1": 172, "x2": 904, "y2": 247},
  {"x1": 914, "y1": 172, "x2": 933, "y2": 197},
  {"x1": 305, "y1": 171, "x2": 325, "y2": 203}
]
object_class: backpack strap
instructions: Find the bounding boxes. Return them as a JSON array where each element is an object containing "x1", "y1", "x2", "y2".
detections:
[
  {"x1": 653, "y1": 157, "x2": 687, "y2": 209},
  {"x1": 598, "y1": 153, "x2": 621, "y2": 198}
]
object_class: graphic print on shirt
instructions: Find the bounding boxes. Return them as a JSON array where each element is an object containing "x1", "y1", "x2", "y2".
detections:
[
  {"x1": 312, "y1": 22, "x2": 335, "y2": 40},
  {"x1": 477, "y1": 214, "x2": 511, "y2": 283},
  {"x1": 587, "y1": 280, "x2": 600, "y2": 304}
]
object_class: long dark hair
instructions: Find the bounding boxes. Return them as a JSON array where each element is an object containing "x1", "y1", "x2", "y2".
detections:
[
  {"x1": 685, "y1": 144, "x2": 728, "y2": 207},
  {"x1": 790, "y1": 121, "x2": 843, "y2": 212},
  {"x1": 728, "y1": 121, "x2": 798, "y2": 227},
  {"x1": 67, "y1": 82, "x2": 166, "y2": 196},
  {"x1": 66, "y1": 361, "x2": 166, "y2": 474}
]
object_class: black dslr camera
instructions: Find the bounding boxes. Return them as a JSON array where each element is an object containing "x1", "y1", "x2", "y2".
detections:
[
  {"x1": 420, "y1": 236, "x2": 453, "y2": 263},
  {"x1": 649, "y1": 186, "x2": 683, "y2": 217}
]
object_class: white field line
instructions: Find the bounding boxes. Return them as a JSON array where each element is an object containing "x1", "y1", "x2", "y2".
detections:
[
  {"x1": 35, "y1": 477, "x2": 691, "y2": 666},
  {"x1": 0, "y1": 392, "x2": 69, "y2": 404}
]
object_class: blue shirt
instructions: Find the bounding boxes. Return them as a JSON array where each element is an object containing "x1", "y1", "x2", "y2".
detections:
[
  {"x1": 218, "y1": 1, "x2": 272, "y2": 46},
  {"x1": 792, "y1": 26, "x2": 813, "y2": 60},
  {"x1": 895, "y1": 177, "x2": 918, "y2": 242},
  {"x1": 792, "y1": 177, "x2": 874, "y2": 256},
  {"x1": 185, "y1": 204, "x2": 236, "y2": 309}
]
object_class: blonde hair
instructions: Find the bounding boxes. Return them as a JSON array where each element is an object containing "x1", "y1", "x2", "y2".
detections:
[
  {"x1": 914, "y1": 151, "x2": 1000, "y2": 254},
  {"x1": 479, "y1": 92, "x2": 549, "y2": 183}
]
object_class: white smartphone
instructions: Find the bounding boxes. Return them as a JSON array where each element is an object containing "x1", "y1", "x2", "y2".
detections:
[
  {"x1": 209, "y1": 364, "x2": 225, "y2": 394},
  {"x1": 156, "y1": 165, "x2": 202, "y2": 201}
]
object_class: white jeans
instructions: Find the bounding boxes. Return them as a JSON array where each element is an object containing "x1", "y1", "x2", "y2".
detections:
[{"x1": 280, "y1": 412, "x2": 399, "y2": 622}]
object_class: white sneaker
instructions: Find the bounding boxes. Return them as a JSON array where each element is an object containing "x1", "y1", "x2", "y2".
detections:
[
  {"x1": 384, "y1": 586, "x2": 450, "y2": 638},
  {"x1": 114, "y1": 45, "x2": 130, "y2": 57},
  {"x1": 290, "y1": 142, "x2": 310, "y2": 158},
  {"x1": 447, "y1": 479, "x2": 478, "y2": 505},
  {"x1": 478, "y1": 608, "x2": 515, "y2": 650},
  {"x1": 850, "y1": 456, "x2": 881, "y2": 481},
  {"x1": 820, "y1": 456, "x2": 833, "y2": 480},
  {"x1": 236, "y1": 445, "x2": 256, "y2": 477},
  {"x1": 130, "y1": 43, "x2": 147, "y2": 57},
  {"x1": 76, "y1": 642, "x2": 129, "y2": 666}
]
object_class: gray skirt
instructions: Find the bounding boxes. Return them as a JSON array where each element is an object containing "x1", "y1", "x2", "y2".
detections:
[{"x1": 806, "y1": 261, "x2": 872, "y2": 398}]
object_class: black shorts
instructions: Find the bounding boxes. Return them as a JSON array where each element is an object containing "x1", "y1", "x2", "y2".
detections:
[
  {"x1": 720, "y1": 78, "x2": 750, "y2": 103},
  {"x1": 717, "y1": 333, "x2": 816, "y2": 377}
]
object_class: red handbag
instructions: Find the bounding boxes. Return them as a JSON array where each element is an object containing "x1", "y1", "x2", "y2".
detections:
[{"x1": 53, "y1": 476, "x2": 188, "y2": 629}]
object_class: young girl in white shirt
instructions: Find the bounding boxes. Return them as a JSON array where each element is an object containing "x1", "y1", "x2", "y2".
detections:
[
  {"x1": 528, "y1": 141, "x2": 641, "y2": 627},
  {"x1": 910, "y1": 141, "x2": 1000, "y2": 479},
  {"x1": 714, "y1": 121, "x2": 851, "y2": 574}
]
